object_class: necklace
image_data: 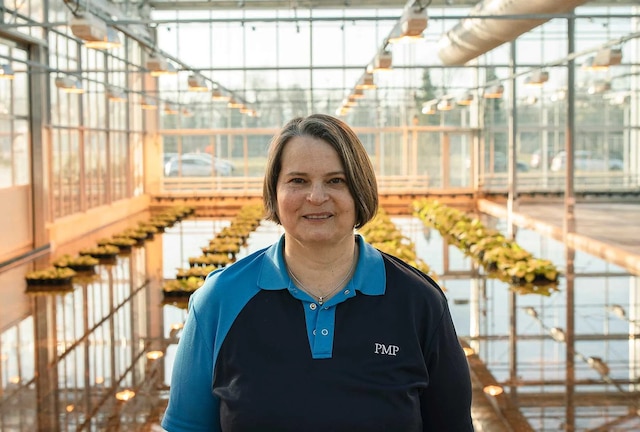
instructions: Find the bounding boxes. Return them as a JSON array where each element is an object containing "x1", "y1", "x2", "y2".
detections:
[{"x1": 287, "y1": 248, "x2": 358, "y2": 305}]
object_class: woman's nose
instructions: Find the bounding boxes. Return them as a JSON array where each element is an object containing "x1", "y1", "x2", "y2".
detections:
[{"x1": 307, "y1": 182, "x2": 328, "y2": 203}]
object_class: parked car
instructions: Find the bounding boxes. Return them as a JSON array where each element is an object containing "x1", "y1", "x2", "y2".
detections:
[
  {"x1": 529, "y1": 148, "x2": 556, "y2": 169},
  {"x1": 163, "y1": 152, "x2": 178, "y2": 165},
  {"x1": 486, "y1": 152, "x2": 529, "y2": 173},
  {"x1": 164, "y1": 153, "x2": 235, "y2": 177},
  {"x1": 550, "y1": 150, "x2": 623, "y2": 172},
  {"x1": 465, "y1": 152, "x2": 529, "y2": 172}
]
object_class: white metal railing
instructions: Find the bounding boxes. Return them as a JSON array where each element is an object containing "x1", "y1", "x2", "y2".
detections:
[
  {"x1": 158, "y1": 175, "x2": 436, "y2": 196},
  {"x1": 156, "y1": 172, "x2": 639, "y2": 197},
  {"x1": 480, "y1": 171, "x2": 640, "y2": 194}
]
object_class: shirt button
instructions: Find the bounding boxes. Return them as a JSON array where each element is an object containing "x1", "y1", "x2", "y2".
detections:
[
  {"x1": 321, "y1": 329, "x2": 329, "y2": 336},
  {"x1": 344, "y1": 289, "x2": 350, "y2": 295},
  {"x1": 312, "y1": 329, "x2": 317, "y2": 335},
  {"x1": 309, "y1": 303, "x2": 317, "y2": 310}
]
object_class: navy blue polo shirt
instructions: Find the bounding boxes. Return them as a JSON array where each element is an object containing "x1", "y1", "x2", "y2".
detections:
[{"x1": 162, "y1": 234, "x2": 473, "y2": 432}]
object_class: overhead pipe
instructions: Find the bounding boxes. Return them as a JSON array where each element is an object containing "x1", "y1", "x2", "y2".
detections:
[{"x1": 437, "y1": 0, "x2": 588, "y2": 66}]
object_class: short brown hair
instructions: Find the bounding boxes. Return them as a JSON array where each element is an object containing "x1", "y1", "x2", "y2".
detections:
[{"x1": 263, "y1": 114, "x2": 378, "y2": 229}]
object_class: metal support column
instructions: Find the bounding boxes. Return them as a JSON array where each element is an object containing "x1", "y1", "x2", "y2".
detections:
[{"x1": 507, "y1": 41, "x2": 518, "y2": 239}]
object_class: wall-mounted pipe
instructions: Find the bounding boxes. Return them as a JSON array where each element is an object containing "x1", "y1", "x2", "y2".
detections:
[{"x1": 437, "y1": 0, "x2": 588, "y2": 66}]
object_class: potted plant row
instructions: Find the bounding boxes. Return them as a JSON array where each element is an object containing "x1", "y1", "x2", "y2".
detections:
[
  {"x1": 164, "y1": 204, "x2": 264, "y2": 300},
  {"x1": 359, "y1": 209, "x2": 440, "y2": 285},
  {"x1": 25, "y1": 267, "x2": 77, "y2": 288},
  {"x1": 163, "y1": 277, "x2": 205, "y2": 297},
  {"x1": 53, "y1": 254, "x2": 100, "y2": 272},
  {"x1": 413, "y1": 199, "x2": 559, "y2": 294},
  {"x1": 79, "y1": 244, "x2": 120, "y2": 260}
]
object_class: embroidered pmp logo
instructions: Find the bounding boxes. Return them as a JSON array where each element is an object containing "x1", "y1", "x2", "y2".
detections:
[{"x1": 374, "y1": 343, "x2": 400, "y2": 356}]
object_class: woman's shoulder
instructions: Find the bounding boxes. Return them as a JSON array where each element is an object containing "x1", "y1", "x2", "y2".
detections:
[
  {"x1": 378, "y1": 251, "x2": 446, "y2": 301},
  {"x1": 189, "y1": 244, "x2": 274, "y2": 308}
]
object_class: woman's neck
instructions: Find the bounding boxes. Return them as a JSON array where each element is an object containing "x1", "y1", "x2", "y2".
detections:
[{"x1": 283, "y1": 234, "x2": 357, "y2": 296}]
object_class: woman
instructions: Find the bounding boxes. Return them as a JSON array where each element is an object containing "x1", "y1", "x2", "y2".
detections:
[{"x1": 162, "y1": 114, "x2": 473, "y2": 431}]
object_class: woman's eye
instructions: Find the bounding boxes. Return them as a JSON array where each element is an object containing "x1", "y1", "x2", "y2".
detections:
[
  {"x1": 290, "y1": 178, "x2": 305, "y2": 184},
  {"x1": 329, "y1": 177, "x2": 346, "y2": 184}
]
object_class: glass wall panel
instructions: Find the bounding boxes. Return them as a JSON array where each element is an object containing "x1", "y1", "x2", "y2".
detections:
[
  {"x1": 111, "y1": 132, "x2": 129, "y2": 201},
  {"x1": 416, "y1": 133, "x2": 442, "y2": 188}
]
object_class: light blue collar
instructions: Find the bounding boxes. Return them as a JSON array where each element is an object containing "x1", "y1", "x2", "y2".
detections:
[{"x1": 257, "y1": 234, "x2": 386, "y2": 296}]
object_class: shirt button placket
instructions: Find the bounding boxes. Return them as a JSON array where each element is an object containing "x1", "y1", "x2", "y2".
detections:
[{"x1": 313, "y1": 306, "x2": 336, "y2": 357}]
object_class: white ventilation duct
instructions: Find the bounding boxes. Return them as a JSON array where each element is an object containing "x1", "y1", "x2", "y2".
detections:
[{"x1": 437, "y1": 0, "x2": 589, "y2": 66}]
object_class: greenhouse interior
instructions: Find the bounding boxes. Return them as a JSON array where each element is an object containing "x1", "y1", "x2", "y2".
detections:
[{"x1": 1, "y1": 0, "x2": 640, "y2": 430}]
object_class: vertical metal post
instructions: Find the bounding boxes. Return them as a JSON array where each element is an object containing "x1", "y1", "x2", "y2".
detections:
[
  {"x1": 565, "y1": 245, "x2": 576, "y2": 432},
  {"x1": 507, "y1": 41, "x2": 518, "y2": 239},
  {"x1": 565, "y1": 12, "x2": 577, "y2": 432},
  {"x1": 309, "y1": 16, "x2": 314, "y2": 112},
  {"x1": 564, "y1": 15, "x2": 576, "y2": 237}
]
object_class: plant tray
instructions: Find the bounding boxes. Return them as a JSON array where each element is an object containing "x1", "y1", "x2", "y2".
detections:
[
  {"x1": 95, "y1": 253, "x2": 119, "y2": 259},
  {"x1": 26, "y1": 277, "x2": 73, "y2": 287},
  {"x1": 26, "y1": 285, "x2": 74, "y2": 295},
  {"x1": 162, "y1": 289, "x2": 196, "y2": 298},
  {"x1": 176, "y1": 274, "x2": 207, "y2": 280},
  {"x1": 67, "y1": 264, "x2": 96, "y2": 272},
  {"x1": 511, "y1": 274, "x2": 558, "y2": 286},
  {"x1": 80, "y1": 251, "x2": 119, "y2": 260},
  {"x1": 161, "y1": 298, "x2": 188, "y2": 309},
  {"x1": 73, "y1": 273, "x2": 101, "y2": 285}
]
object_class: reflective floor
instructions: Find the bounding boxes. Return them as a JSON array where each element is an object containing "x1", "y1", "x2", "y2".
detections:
[{"x1": 1, "y1": 214, "x2": 639, "y2": 431}]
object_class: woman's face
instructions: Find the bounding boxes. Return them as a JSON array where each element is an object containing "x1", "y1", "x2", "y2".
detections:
[{"x1": 276, "y1": 135, "x2": 356, "y2": 247}]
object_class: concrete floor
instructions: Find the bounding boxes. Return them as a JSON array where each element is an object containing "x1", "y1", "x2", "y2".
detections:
[
  {"x1": 478, "y1": 198, "x2": 640, "y2": 276},
  {"x1": 468, "y1": 198, "x2": 640, "y2": 431}
]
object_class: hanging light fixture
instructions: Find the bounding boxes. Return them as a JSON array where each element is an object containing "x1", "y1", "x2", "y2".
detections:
[
  {"x1": 582, "y1": 47, "x2": 622, "y2": 71},
  {"x1": 146, "y1": 53, "x2": 177, "y2": 76},
  {"x1": 387, "y1": 3, "x2": 428, "y2": 44},
  {"x1": 146, "y1": 350, "x2": 164, "y2": 360},
  {"x1": 188, "y1": 73, "x2": 208, "y2": 92},
  {"x1": 524, "y1": 70, "x2": 549, "y2": 86},
  {"x1": 0, "y1": 64, "x2": 15, "y2": 79},
  {"x1": 227, "y1": 98, "x2": 244, "y2": 109},
  {"x1": 483, "y1": 84, "x2": 504, "y2": 99},
  {"x1": 348, "y1": 88, "x2": 365, "y2": 100},
  {"x1": 69, "y1": 12, "x2": 108, "y2": 44},
  {"x1": 212, "y1": 88, "x2": 231, "y2": 101},
  {"x1": 115, "y1": 389, "x2": 136, "y2": 402},
  {"x1": 106, "y1": 86, "x2": 126, "y2": 102},
  {"x1": 456, "y1": 92, "x2": 474, "y2": 106},
  {"x1": 587, "y1": 79, "x2": 611, "y2": 95},
  {"x1": 550, "y1": 327, "x2": 566, "y2": 342},
  {"x1": 141, "y1": 97, "x2": 157, "y2": 110},
  {"x1": 483, "y1": 385, "x2": 504, "y2": 397},
  {"x1": 335, "y1": 105, "x2": 351, "y2": 117},
  {"x1": 369, "y1": 50, "x2": 393, "y2": 73},
  {"x1": 355, "y1": 73, "x2": 376, "y2": 90},
  {"x1": 436, "y1": 98, "x2": 455, "y2": 111},
  {"x1": 55, "y1": 76, "x2": 84, "y2": 94},
  {"x1": 587, "y1": 356, "x2": 610, "y2": 376},
  {"x1": 85, "y1": 27, "x2": 122, "y2": 50},
  {"x1": 342, "y1": 97, "x2": 357, "y2": 108},
  {"x1": 524, "y1": 307, "x2": 538, "y2": 318},
  {"x1": 421, "y1": 100, "x2": 438, "y2": 115},
  {"x1": 164, "y1": 102, "x2": 179, "y2": 115}
]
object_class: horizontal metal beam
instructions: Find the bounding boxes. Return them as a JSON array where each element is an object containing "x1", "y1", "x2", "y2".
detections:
[
  {"x1": 143, "y1": 0, "x2": 476, "y2": 10},
  {"x1": 143, "y1": 0, "x2": 638, "y2": 11}
]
